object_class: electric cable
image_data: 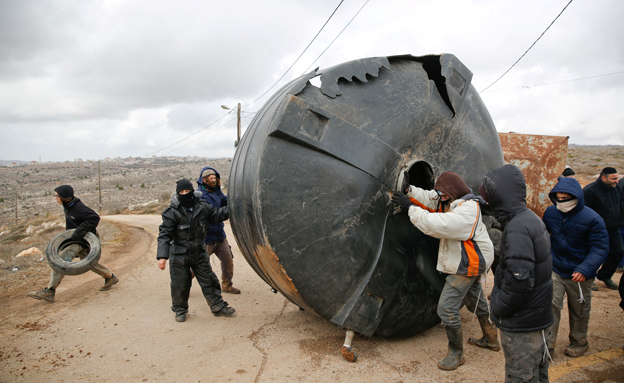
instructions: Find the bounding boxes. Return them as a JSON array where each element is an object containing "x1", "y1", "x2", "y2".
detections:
[
  {"x1": 480, "y1": 0, "x2": 574, "y2": 93},
  {"x1": 300, "y1": 0, "x2": 370, "y2": 75},
  {"x1": 244, "y1": 0, "x2": 345, "y2": 107},
  {"x1": 481, "y1": 70, "x2": 624, "y2": 92}
]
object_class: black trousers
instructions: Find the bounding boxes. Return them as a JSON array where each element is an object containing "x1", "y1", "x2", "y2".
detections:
[
  {"x1": 597, "y1": 228, "x2": 624, "y2": 281},
  {"x1": 169, "y1": 251, "x2": 227, "y2": 315}
]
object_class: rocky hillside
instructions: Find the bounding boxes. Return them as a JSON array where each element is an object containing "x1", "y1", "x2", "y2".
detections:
[{"x1": 0, "y1": 157, "x2": 232, "y2": 226}]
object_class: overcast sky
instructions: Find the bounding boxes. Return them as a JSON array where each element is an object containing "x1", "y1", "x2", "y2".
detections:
[{"x1": 1, "y1": 0, "x2": 623, "y2": 162}]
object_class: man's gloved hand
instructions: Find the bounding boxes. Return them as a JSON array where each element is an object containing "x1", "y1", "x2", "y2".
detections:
[
  {"x1": 400, "y1": 171, "x2": 410, "y2": 194},
  {"x1": 392, "y1": 191, "x2": 413, "y2": 213}
]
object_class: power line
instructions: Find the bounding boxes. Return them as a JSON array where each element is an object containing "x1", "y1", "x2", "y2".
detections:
[
  {"x1": 143, "y1": 113, "x2": 231, "y2": 157},
  {"x1": 160, "y1": 116, "x2": 237, "y2": 156},
  {"x1": 481, "y1": 70, "x2": 624, "y2": 92},
  {"x1": 244, "y1": 0, "x2": 345, "y2": 107},
  {"x1": 301, "y1": 0, "x2": 370, "y2": 75},
  {"x1": 480, "y1": 0, "x2": 574, "y2": 93}
]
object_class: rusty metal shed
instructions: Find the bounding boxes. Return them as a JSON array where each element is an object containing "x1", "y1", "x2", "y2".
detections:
[{"x1": 498, "y1": 132, "x2": 569, "y2": 217}]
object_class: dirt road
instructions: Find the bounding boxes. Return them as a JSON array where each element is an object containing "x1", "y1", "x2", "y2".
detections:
[{"x1": 1, "y1": 215, "x2": 623, "y2": 382}]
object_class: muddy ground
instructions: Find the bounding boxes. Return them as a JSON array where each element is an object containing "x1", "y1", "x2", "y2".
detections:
[{"x1": 0, "y1": 216, "x2": 622, "y2": 382}]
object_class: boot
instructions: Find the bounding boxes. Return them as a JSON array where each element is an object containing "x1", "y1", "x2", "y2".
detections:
[
  {"x1": 468, "y1": 315, "x2": 501, "y2": 351},
  {"x1": 438, "y1": 326, "x2": 465, "y2": 370},
  {"x1": 27, "y1": 287, "x2": 55, "y2": 303},
  {"x1": 214, "y1": 306, "x2": 236, "y2": 317},
  {"x1": 221, "y1": 257, "x2": 240, "y2": 294},
  {"x1": 100, "y1": 274, "x2": 119, "y2": 291}
]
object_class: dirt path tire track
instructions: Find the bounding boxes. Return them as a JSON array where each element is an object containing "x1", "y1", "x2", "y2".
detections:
[{"x1": 0, "y1": 215, "x2": 623, "y2": 383}]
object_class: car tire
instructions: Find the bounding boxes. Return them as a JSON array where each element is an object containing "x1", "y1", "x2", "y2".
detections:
[{"x1": 46, "y1": 229, "x2": 101, "y2": 275}]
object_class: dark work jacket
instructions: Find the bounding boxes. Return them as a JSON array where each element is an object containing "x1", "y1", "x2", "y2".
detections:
[
  {"x1": 482, "y1": 164, "x2": 553, "y2": 332},
  {"x1": 196, "y1": 166, "x2": 227, "y2": 244},
  {"x1": 583, "y1": 177, "x2": 624, "y2": 230},
  {"x1": 63, "y1": 197, "x2": 100, "y2": 240},
  {"x1": 543, "y1": 178, "x2": 608, "y2": 279},
  {"x1": 157, "y1": 191, "x2": 229, "y2": 260}
]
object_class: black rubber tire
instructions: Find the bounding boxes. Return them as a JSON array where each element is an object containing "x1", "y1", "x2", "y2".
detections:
[{"x1": 46, "y1": 229, "x2": 101, "y2": 275}]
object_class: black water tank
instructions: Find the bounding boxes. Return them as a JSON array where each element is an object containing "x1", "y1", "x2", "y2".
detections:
[{"x1": 229, "y1": 54, "x2": 504, "y2": 337}]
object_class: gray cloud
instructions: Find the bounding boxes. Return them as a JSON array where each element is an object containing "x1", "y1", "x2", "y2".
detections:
[{"x1": 1, "y1": 0, "x2": 623, "y2": 162}]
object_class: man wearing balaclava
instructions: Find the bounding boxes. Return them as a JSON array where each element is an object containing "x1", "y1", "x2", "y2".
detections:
[
  {"x1": 196, "y1": 167, "x2": 240, "y2": 294},
  {"x1": 543, "y1": 177, "x2": 608, "y2": 358},
  {"x1": 28, "y1": 185, "x2": 119, "y2": 302},
  {"x1": 583, "y1": 167, "x2": 624, "y2": 291},
  {"x1": 156, "y1": 179, "x2": 235, "y2": 322},
  {"x1": 393, "y1": 171, "x2": 495, "y2": 371}
]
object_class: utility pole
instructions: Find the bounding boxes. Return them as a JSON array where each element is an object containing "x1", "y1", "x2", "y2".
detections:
[
  {"x1": 15, "y1": 191, "x2": 18, "y2": 224},
  {"x1": 98, "y1": 160, "x2": 102, "y2": 213},
  {"x1": 236, "y1": 102, "x2": 241, "y2": 147}
]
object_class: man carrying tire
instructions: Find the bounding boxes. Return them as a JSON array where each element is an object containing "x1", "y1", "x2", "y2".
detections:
[{"x1": 28, "y1": 185, "x2": 119, "y2": 303}]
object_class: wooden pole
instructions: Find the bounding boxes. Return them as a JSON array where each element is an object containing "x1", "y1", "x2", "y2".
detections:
[
  {"x1": 98, "y1": 160, "x2": 102, "y2": 213},
  {"x1": 236, "y1": 103, "x2": 241, "y2": 147},
  {"x1": 15, "y1": 191, "x2": 18, "y2": 224}
]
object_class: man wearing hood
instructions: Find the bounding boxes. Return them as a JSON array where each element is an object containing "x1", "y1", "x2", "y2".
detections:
[
  {"x1": 196, "y1": 167, "x2": 240, "y2": 294},
  {"x1": 583, "y1": 167, "x2": 624, "y2": 290},
  {"x1": 481, "y1": 164, "x2": 552, "y2": 382},
  {"x1": 543, "y1": 177, "x2": 608, "y2": 358},
  {"x1": 28, "y1": 185, "x2": 119, "y2": 303},
  {"x1": 157, "y1": 179, "x2": 235, "y2": 322},
  {"x1": 393, "y1": 171, "x2": 496, "y2": 371}
]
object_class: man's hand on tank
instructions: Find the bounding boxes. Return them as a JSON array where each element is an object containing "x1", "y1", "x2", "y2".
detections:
[{"x1": 392, "y1": 191, "x2": 413, "y2": 213}]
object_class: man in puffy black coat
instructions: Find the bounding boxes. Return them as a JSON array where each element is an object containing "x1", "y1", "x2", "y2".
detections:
[
  {"x1": 583, "y1": 167, "x2": 624, "y2": 290},
  {"x1": 481, "y1": 164, "x2": 553, "y2": 383},
  {"x1": 543, "y1": 177, "x2": 608, "y2": 358},
  {"x1": 157, "y1": 179, "x2": 235, "y2": 322},
  {"x1": 28, "y1": 185, "x2": 119, "y2": 303}
]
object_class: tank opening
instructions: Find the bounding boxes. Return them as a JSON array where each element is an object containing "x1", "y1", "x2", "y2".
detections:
[{"x1": 406, "y1": 161, "x2": 434, "y2": 190}]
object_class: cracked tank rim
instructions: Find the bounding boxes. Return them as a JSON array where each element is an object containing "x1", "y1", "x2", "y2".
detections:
[{"x1": 229, "y1": 54, "x2": 504, "y2": 338}]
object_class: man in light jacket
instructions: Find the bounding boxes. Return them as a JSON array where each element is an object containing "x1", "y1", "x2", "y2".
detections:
[{"x1": 393, "y1": 171, "x2": 496, "y2": 371}]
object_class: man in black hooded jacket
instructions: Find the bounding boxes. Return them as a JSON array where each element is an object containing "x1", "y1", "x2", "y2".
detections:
[
  {"x1": 583, "y1": 167, "x2": 624, "y2": 290},
  {"x1": 28, "y1": 185, "x2": 119, "y2": 303},
  {"x1": 481, "y1": 164, "x2": 553, "y2": 383},
  {"x1": 157, "y1": 179, "x2": 235, "y2": 322}
]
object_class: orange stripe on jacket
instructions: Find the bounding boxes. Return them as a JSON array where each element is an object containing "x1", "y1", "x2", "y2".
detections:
[
  {"x1": 463, "y1": 240, "x2": 481, "y2": 277},
  {"x1": 409, "y1": 197, "x2": 441, "y2": 213}
]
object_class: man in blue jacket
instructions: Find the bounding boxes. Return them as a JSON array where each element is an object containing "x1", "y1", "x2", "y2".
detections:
[
  {"x1": 543, "y1": 178, "x2": 608, "y2": 358},
  {"x1": 196, "y1": 167, "x2": 240, "y2": 294}
]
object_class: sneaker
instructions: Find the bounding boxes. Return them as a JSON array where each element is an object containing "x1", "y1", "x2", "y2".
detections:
[
  {"x1": 175, "y1": 313, "x2": 186, "y2": 322},
  {"x1": 27, "y1": 288, "x2": 55, "y2": 303},
  {"x1": 600, "y1": 278, "x2": 618, "y2": 290},
  {"x1": 100, "y1": 274, "x2": 119, "y2": 291},
  {"x1": 564, "y1": 343, "x2": 588, "y2": 358},
  {"x1": 214, "y1": 306, "x2": 235, "y2": 317},
  {"x1": 222, "y1": 286, "x2": 241, "y2": 294}
]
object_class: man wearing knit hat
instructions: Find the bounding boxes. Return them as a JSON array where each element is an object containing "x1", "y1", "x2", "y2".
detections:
[
  {"x1": 157, "y1": 179, "x2": 235, "y2": 322},
  {"x1": 583, "y1": 167, "x2": 624, "y2": 290},
  {"x1": 28, "y1": 185, "x2": 118, "y2": 303},
  {"x1": 196, "y1": 166, "x2": 240, "y2": 294},
  {"x1": 393, "y1": 171, "x2": 496, "y2": 371}
]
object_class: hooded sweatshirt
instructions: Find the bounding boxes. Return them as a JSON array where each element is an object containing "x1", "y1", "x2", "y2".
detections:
[
  {"x1": 405, "y1": 171, "x2": 494, "y2": 277},
  {"x1": 196, "y1": 166, "x2": 228, "y2": 244},
  {"x1": 543, "y1": 177, "x2": 608, "y2": 279},
  {"x1": 483, "y1": 164, "x2": 553, "y2": 332}
]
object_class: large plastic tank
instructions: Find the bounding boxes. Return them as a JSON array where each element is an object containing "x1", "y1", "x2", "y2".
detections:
[{"x1": 229, "y1": 54, "x2": 504, "y2": 337}]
